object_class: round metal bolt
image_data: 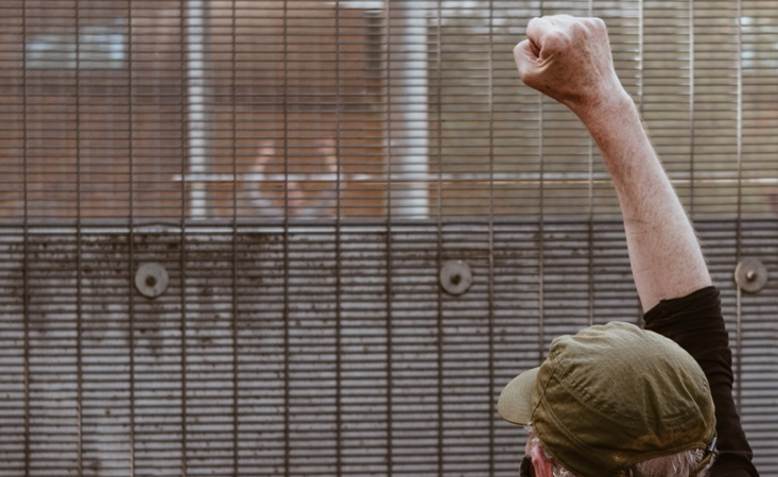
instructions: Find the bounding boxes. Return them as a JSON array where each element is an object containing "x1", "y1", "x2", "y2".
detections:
[
  {"x1": 734, "y1": 258, "x2": 768, "y2": 294},
  {"x1": 440, "y1": 260, "x2": 473, "y2": 296},
  {"x1": 135, "y1": 263, "x2": 170, "y2": 299}
]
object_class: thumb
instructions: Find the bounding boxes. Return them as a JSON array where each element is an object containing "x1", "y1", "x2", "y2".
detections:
[{"x1": 513, "y1": 39, "x2": 540, "y2": 86}]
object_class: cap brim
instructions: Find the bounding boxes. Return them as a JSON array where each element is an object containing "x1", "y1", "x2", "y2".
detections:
[{"x1": 497, "y1": 367, "x2": 539, "y2": 425}]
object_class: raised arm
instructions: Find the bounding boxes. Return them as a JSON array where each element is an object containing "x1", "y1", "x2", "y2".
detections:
[
  {"x1": 511, "y1": 17, "x2": 760, "y2": 475},
  {"x1": 514, "y1": 15, "x2": 711, "y2": 312}
]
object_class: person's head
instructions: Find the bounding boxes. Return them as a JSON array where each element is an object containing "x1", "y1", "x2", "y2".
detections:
[
  {"x1": 498, "y1": 322, "x2": 718, "y2": 477},
  {"x1": 521, "y1": 426, "x2": 714, "y2": 477},
  {"x1": 253, "y1": 138, "x2": 338, "y2": 216}
]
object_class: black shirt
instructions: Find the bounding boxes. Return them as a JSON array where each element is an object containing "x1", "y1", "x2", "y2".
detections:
[{"x1": 644, "y1": 286, "x2": 759, "y2": 477}]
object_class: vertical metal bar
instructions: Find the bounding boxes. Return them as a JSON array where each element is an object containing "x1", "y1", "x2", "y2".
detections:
[
  {"x1": 126, "y1": 1, "x2": 137, "y2": 474},
  {"x1": 487, "y1": 1, "x2": 496, "y2": 472},
  {"x1": 75, "y1": 1, "x2": 84, "y2": 473},
  {"x1": 185, "y1": 0, "x2": 208, "y2": 218},
  {"x1": 688, "y1": 0, "x2": 695, "y2": 216},
  {"x1": 179, "y1": 2, "x2": 190, "y2": 475},
  {"x1": 334, "y1": 1, "x2": 343, "y2": 475},
  {"x1": 21, "y1": 2, "x2": 31, "y2": 475},
  {"x1": 638, "y1": 0, "x2": 644, "y2": 116},
  {"x1": 230, "y1": 0, "x2": 240, "y2": 474},
  {"x1": 537, "y1": 0, "x2": 546, "y2": 360},
  {"x1": 282, "y1": 1, "x2": 291, "y2": 475},
  {"x1": 735, "y1": 285, "x2": 743, "y2": 407},
  {"x1": 383, "y1": 1, "x2": 393, "y2": 473},
  {"x1": 636, "y1": 0, "x2": 645, "y2": 321},
  {"x1": 587, "y1": 0, "x2": 595, "y2": 327},
  {"x1": 434, "y1": 1, "x2": 443, "y2": 474},
  {"x1": 734, "y1": 0, "x2": 744, "y2": 411}
]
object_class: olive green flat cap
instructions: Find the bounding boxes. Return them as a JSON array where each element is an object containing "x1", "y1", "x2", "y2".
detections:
[{"x1": 498, "y1": 321, "x2": 716, "y2": 477}]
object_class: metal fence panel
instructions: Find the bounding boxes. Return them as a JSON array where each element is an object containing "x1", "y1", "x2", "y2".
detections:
[{"x1": 0, "y1": 220, "x2": 775, "y2": 476}]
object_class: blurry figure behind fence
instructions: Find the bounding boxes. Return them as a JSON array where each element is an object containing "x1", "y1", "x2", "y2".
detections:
[{"x1": 245, "y1": 138, "x2": 339, "y2": 219}]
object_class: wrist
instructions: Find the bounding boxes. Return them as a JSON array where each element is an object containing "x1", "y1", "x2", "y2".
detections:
[
  {"x1": 573, "y1": 86, "x2": 634, "y2": 126},
  {"x1": 574, "y1": 88, "x2": 638, "y2": 146}
]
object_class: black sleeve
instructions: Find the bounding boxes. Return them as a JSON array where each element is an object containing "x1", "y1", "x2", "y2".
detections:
[{"x1": 643, "y1": 286, "x2": 759, "y2": 477}]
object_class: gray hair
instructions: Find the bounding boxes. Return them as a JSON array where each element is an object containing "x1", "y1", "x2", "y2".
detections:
[
  {"x1": 527, "y1": 426, "x2": 714, "y2": 477},
  {"x1": 552, "y1": 450, "x2": 712, "y2": 477}
]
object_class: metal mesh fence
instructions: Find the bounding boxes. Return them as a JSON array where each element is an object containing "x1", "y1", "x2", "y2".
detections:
[
  {"x1": 0, "y1": 221, "x2": 776, "y2": 475},
  {"x1": 0, "y1": 0, "x2": 776, "y2": 475}
]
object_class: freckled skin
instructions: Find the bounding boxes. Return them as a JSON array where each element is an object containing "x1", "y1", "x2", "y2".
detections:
[
  {"x1": 514, "y1": 15, "x2": 621, "y2": 117},
  {"x1": 513, "y1": 15, "x2": 710, "y2": 314}
]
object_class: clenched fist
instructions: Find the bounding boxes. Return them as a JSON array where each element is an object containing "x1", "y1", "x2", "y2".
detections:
[{"x1": 513, "y1": 15, "x2": 629, "y2": 118}]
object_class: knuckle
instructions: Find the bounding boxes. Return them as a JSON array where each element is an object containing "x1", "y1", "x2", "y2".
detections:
[
  {"x1": 519, "y1": 70, "x2": 539, "y2": 88},
  {"x1": 526, "y1": 16, "x2": 539, "y2": 32},
  {"x1": 592, "y1": 17, "x2": 606, "y2": 29},
  {"x1": 545, "y1": 31, "x2": 570, "y2": 52},
  {"x1": 569, "y1": 20, "x2": 587, "y2": 36}
]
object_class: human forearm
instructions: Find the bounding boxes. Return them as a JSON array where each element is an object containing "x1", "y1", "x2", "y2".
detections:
[
  {"x1": 577, "y1": 91, "x2": 712, "y2": 311},
  {"x1": 514, "y1": 15, "x2": 712, "y2": 311}
]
